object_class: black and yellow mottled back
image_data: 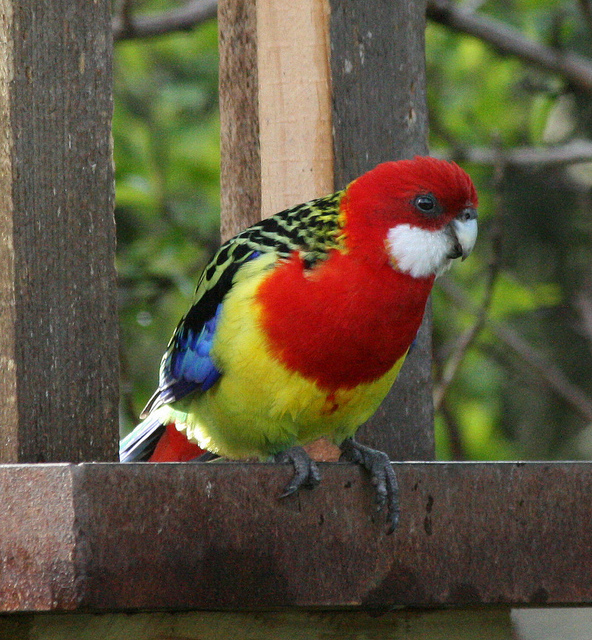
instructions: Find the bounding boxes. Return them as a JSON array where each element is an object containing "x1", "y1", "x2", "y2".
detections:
[
  {"x1": 182, "y1": 190, "x2": 345, "y2": 337},
  {"x1": 140, "y1": 189, "x2": 345, "y2": 417}
]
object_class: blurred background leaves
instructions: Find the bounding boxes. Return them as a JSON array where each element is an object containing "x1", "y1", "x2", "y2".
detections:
[{"x1": 114, "y1": 0, "x2": 592, "y2": 462}]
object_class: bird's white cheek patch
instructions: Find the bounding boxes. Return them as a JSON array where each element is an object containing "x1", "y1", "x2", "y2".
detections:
[{"x1": 386, "y1": 224, "x2": 452, "y2": 278}]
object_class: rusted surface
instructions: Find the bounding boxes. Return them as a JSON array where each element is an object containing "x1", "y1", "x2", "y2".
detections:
[
  {"x1": 0, "y1": 462, "x2": 591, "y2": 612},
  {"x1": 0, "y1": 465, "x2": 79, "y2": 611}
]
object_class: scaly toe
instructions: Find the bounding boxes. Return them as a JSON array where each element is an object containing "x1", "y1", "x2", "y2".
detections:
[
  {"x1": 340, "y1": 438, "x2": 400, "y2": 534},
  {"x1": 275, "y1": 446, "x2": 321, "y2": 498}
]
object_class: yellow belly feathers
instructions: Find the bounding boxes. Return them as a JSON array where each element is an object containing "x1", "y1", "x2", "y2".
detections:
[{"x1": 160, "y1": 254, "x2": 407, "y2": 459}]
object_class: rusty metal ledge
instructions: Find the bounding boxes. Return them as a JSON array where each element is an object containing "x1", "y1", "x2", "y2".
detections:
[{"x1": 0, "y1": 462, "x2": 590, "y2": 612}]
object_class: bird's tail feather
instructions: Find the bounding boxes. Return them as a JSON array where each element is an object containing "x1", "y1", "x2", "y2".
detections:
[{"x1": 119, "y1": 415, "x2": 166, "y2": 462}]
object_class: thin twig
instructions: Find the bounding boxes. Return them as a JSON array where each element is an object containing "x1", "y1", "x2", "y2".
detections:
[
  {"x1": 577, "y1": 0, "x2": 592, "y2": 38},
  {"x1": 440, "y1": 278, "x2": 592, "y2": 423},
  {"x1": 427, "y1": 0, "x2": 592, "y2": 94},
  {"x1": 112, "y1": 0, "x2": 217, "y2": 42},
  {"x1": 439, "y1": 396, "x2": 467, "y2": 460},
  {"x1": 433, "y1": 140, "x2": 592, "y2": 168},
  {"x1": 433, "y1": 155, "x2": 505, "y2": 411}
]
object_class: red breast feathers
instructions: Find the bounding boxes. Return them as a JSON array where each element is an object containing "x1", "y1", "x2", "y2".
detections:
[{"x1": 256, "y1": 156, "x2": 478, "y2": 392}]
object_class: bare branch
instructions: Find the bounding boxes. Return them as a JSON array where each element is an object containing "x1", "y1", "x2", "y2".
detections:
[
  {"x1": 577, "y1": 0, "x2": 592, "y2": 38},
  {"x1": 427, "y1": 0, "x2": 592, "y2": 94},
  {"x1": 433, "y1": 157, "x2": 505, "y2": 411},
  {"x1": 440, "y1": 278, "x2": 592, "y2": 423},
  {"x1": 433, "y1": 139, "x2": 592, "y2": 168},
  {"x1": 574, "y1": 281, "x2": 592, "y2": 353},
  {"x1": 439, "y1": 396, "x2": 467, "y2": 460},
  {"x1": 113, "y1": 0, "x2": 217, "y2": 42}
]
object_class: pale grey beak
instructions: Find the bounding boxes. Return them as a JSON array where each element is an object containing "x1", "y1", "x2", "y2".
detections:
[{"x1": 448, "y1": 207, "x2": 478, "y2": 261}]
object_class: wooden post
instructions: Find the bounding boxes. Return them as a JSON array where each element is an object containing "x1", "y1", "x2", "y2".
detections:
[
  {"x1": 219, "y1": 0, "x2": 333, "y2": 240},
  {"x1": 219, "y1": 0, "x2": 433, "y2": 460},
  {"x1": 330, "y1": 0, "x2": 434, "y2": 460},
  {"x1": 256, "y1": 0, "x2": 333, "y2": 217},
  {"x1": 0, "y1": 0, "x2": 118, "y2": 462},
  {"x1": 218, "y1": 0, "x2": 261, "y2": 241}
]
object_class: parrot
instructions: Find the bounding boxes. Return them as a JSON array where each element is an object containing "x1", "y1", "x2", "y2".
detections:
[{"x1": 120, "y1": 156, "x2": 478, "y2": 532}]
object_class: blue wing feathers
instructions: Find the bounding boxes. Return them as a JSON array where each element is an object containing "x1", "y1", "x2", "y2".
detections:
[
  {"x1": 169, "y1": 304, "x2": 222, "y2": 390},
  {"x1": 140, "y1": 303, "x2": 223, "y2": 417},
  {"x1": 140, "y1": 247, "x2": 262, "y2": 419}
]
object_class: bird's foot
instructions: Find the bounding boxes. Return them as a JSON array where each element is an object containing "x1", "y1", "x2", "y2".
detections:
[
  {"x1": 274, "y1": 446, "x2": 321, "y2": 498},
  {"x1": 340, "y1": 438, "x2": 400, "y2": 534}
]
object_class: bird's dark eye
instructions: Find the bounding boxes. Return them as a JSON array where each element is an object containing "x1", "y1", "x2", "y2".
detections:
[{"x1": 414, "y1": 194, "x2": 438, "y2": 214}]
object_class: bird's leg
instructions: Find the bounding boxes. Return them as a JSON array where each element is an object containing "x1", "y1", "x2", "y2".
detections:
[
  {"x1": 274, "y1": 446, "x2": 321, "y2": 498},
  {"x1": 339, "y1": 438, "x2": 400, "y2": 534}
]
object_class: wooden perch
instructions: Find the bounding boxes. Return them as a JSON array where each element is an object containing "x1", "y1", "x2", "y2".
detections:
[{"x1": 1, "y1": 461, "x2": 591, "y2": 611}]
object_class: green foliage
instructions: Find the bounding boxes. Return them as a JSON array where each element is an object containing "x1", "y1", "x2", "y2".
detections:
[
  {"x1": 427, "y1": 0, "x2": 592, "y2": 460},
  {"x1": 114, "y1": 18, "x2": 221, "y2": 431}
]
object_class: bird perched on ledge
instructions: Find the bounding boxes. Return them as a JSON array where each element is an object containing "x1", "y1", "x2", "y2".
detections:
[{"x1": 120, "y1": 156, "x2": 478, "y2": 532}]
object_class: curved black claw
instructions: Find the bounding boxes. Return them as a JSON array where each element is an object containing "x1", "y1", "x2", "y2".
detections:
[
  {"x1": 274, "y1": 446, "x2": 321, "y2": 498},
  {"x1": 340, "y1": 438, "x2": 400, "y2": 534}
]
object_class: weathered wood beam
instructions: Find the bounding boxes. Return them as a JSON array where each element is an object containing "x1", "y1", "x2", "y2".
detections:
[
  {"x1": 330, "y1": 0, "x2": 433, "y2": 460},
  {"x1": 218, "y1": 0, "x2": 261, "y2": 241},
  {"x1": 0, "y1": 608, "x2": 515, "y2": 639},
  {"x1": 0, "y1": 0, "x2": 118, "y2": 463},
  {"x1": 1, "y1": 461, "x2": 590, "y2": 612}
]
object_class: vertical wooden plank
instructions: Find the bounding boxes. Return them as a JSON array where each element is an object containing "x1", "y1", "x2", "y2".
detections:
[
  {"x1": 330, "y1": 0, "x2": 434, "y2": 460},
  {"x1": 257, "y1": 0, "x2": 333, "y2": 217},
  {"x1": 219, "y1": 0, "x2": 333, "y2": 239},
  {"x1": 330, "y1": 0, "x2": 429, "y2": 184},
  {"x1": 218, "y1": 0, "x2": 261, "y2": 241},
  {"x1": 0, "y1": 0, "x2": 18, "y2": 461},
  {"x1": 0, "y1": 1, "x2": 118, "y2": 462},
  {"x1": 0, "y1": 609, "x2": 514, "y2": 639}
]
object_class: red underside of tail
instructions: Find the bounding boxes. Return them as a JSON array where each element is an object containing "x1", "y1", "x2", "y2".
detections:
[{"x1": 148, "y1": 423, "x2": 205, "y2": 462}]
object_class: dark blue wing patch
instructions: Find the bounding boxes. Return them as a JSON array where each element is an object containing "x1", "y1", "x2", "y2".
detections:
[
  {"x1": 140, "y1": 250, "x2": 264, "y2": 419},
  {"x1": 170, "y1": 304, "x2": 222, "y2": 392},
  {"x1": 140, "y1": 303, "x2": 223, "y2": 417}
]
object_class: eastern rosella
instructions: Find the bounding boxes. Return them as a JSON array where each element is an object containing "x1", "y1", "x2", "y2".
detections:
[{"x1": 120, "y1": 156, "x2": 478, "y2": 531}]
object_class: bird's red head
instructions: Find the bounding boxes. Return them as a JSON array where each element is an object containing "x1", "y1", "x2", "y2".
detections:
[{"x1": 341, "y1": 156, "x2": 478, "y2": 278}]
